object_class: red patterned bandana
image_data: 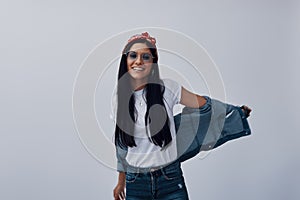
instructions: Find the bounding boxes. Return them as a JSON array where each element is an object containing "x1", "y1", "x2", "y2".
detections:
[{"x1": 126, "y1": 32, "x2": 157, "y2": 48}]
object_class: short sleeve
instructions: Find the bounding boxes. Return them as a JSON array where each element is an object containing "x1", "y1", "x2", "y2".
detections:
[{"x1": 162, "y1": 78, "x2": 182, "y2": 105}]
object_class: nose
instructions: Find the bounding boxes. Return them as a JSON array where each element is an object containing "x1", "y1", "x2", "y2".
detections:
[{"x1": 134, "y1": 55, "x2": 143, "y2": 65}]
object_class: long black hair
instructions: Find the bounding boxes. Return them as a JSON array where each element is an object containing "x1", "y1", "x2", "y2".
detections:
[{"x1": 114, "y1": 38, "x2": 172, "y2": 149}]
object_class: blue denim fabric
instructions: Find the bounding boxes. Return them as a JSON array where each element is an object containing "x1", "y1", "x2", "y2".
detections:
[
  {"x1": 125, "y1": 161, "x2": 189, "y2": 200},
  {"x1": 175, "y1": 96, "x2": 251, "y2": 162},
  {"x1": 116, "y1": 96, "x2": 252, "y2": 172}
]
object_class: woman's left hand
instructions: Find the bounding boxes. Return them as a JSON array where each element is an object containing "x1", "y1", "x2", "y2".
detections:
[{"x1": 241, "y1": 105, "x2": 252, "y2": 117}]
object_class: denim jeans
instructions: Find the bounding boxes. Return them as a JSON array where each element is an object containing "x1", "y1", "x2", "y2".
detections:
[{"x1": 126, "y1": 161, "x2": 189, "y2": 200}]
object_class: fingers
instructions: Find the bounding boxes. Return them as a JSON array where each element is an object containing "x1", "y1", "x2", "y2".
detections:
[
  {"x1": 113, "y1": 189, "x2": 118, "y2": 200},
  {"x1": 243, "y1": 105, "x2": 252, "y2": 112},
  {"x1": 118, "y1": 191, "x2": 125, "y2": 200},
  {"x1": 113, "y1": 188, "x2": 125, "y2": 200},
  {"x1": 119, "y1": 191, "x2": 125, "y2": 200},
  {"x1": 241, "y1": 105, "x2": 252, "y2": 117}
]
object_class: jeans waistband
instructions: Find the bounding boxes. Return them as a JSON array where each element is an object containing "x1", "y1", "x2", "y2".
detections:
[{"x1": 126, "y1": 160, "x2": 180, "y2": 174}]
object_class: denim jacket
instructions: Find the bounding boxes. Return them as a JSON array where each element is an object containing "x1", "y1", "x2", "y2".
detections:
[
  {"x1": 175, "y1": 96, "x2": 251, "y2": 162},
  {"x1": 116, "y1": 96, "x2": 251, "y2": 172}
]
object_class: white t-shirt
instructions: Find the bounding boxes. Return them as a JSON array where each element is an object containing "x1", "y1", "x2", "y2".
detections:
[{"x1": 111, "y1": 79, "x2": 181, "y2": 168}]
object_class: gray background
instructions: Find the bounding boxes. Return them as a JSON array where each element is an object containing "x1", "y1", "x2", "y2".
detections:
[{"x1": 1, "y1": 0, "x2": 299, "y2": 199}]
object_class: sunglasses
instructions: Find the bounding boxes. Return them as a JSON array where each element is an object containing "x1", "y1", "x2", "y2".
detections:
[{"x1": 126, "y1": 51, "x2": 154, "y2": 63}]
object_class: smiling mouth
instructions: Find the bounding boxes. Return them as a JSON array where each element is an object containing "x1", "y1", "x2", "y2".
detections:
[{"x1": 132, "y1": 67, "x2": 145, "y2": 71}]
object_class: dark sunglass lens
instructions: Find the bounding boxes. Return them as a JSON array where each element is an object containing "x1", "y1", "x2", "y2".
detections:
[
  {"x1": 128, "y1": 52, "x2": 137, "y2": 59},
  {"x1": 142, "y1": 53, "x2": 151, "y2": 61}
]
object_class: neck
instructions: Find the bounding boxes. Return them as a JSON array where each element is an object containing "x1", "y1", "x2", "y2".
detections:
[{"x1": 131, "y1": 78, "x2": 148, "y2": 91}]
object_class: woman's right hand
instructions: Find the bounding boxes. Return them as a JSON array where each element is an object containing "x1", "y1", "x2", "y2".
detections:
[
  {"x1": 114, "y1": 172, "x2": 126, "y2": 199},
  {"x1": 113, "y1": 183, "x2": 125, "y2": 200}
]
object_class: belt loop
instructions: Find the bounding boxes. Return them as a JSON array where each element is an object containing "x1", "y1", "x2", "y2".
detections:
[{"x1": 159, "y1": 165, "x2": 163, "y2": 174}]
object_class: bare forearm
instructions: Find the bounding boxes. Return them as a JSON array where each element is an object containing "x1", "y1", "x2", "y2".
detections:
[
  {"x1": 180, "y1": 86, "x2": 207, "y2": 108},
  {"x1": 118, "y1": 172, "x2": 125, "y2": 185},
  {"x1": 195, "y1": 95, "x2": 207, "y2": 108}
]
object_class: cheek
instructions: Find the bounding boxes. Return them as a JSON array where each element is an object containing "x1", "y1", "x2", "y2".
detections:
[
  {"x1": 127, "y1": 60, "x2": 133, "y2": 70},
  {"x1": 146, "y1": 64, "x2": 153, "y2": 71},
  {"x1": 127, "y1": 65, "x2": 130, "y2": 71}
]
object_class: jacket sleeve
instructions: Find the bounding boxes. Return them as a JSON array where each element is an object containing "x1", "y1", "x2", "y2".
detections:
[
  {"x1": 175, "y1": 96, "x2": 251, "y2": 162},
  {"x1": 115, "y1": 145, "x2": 128, "y2": 172}
]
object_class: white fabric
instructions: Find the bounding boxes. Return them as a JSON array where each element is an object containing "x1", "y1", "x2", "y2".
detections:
[
  {"x1": 128, "y1": 79, "x2": 181, "y2": 168},
  {"x1": 111, "y1": 79, "x2": 182, "y2": 168}
]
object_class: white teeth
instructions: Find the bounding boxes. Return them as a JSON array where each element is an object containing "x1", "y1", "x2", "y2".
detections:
[{"x1": 133, "y1": 67, "x2": 144, "y2": 71}]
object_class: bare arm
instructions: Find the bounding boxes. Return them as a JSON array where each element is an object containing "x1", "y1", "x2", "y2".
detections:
[
  {"x1": 180, "y1": 86, "x2": 252, "y2": 116},
  {"x1": 113, "y1": 172, "x2": 126, "y2": 200},
  {"x1": 180, "y1": 87, "x2": 207, "y2": 108}
]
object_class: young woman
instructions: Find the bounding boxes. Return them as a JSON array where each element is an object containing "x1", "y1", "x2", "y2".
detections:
[{"x1": 113, "y1": 32, "x2": 251, "y2": 200}]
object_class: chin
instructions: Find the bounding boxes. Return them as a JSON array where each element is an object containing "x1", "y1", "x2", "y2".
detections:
[{"x1": 129, "y1": 72, "x2": 149, "y2": 80}]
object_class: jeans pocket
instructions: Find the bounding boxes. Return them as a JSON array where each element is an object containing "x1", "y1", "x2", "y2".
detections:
[
  {"x1": 125, "y1": 172, "x2": 139, "y2": 183},
  {"x1": 161, "y1": 163, "x2": 182, "y2": 180}
]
